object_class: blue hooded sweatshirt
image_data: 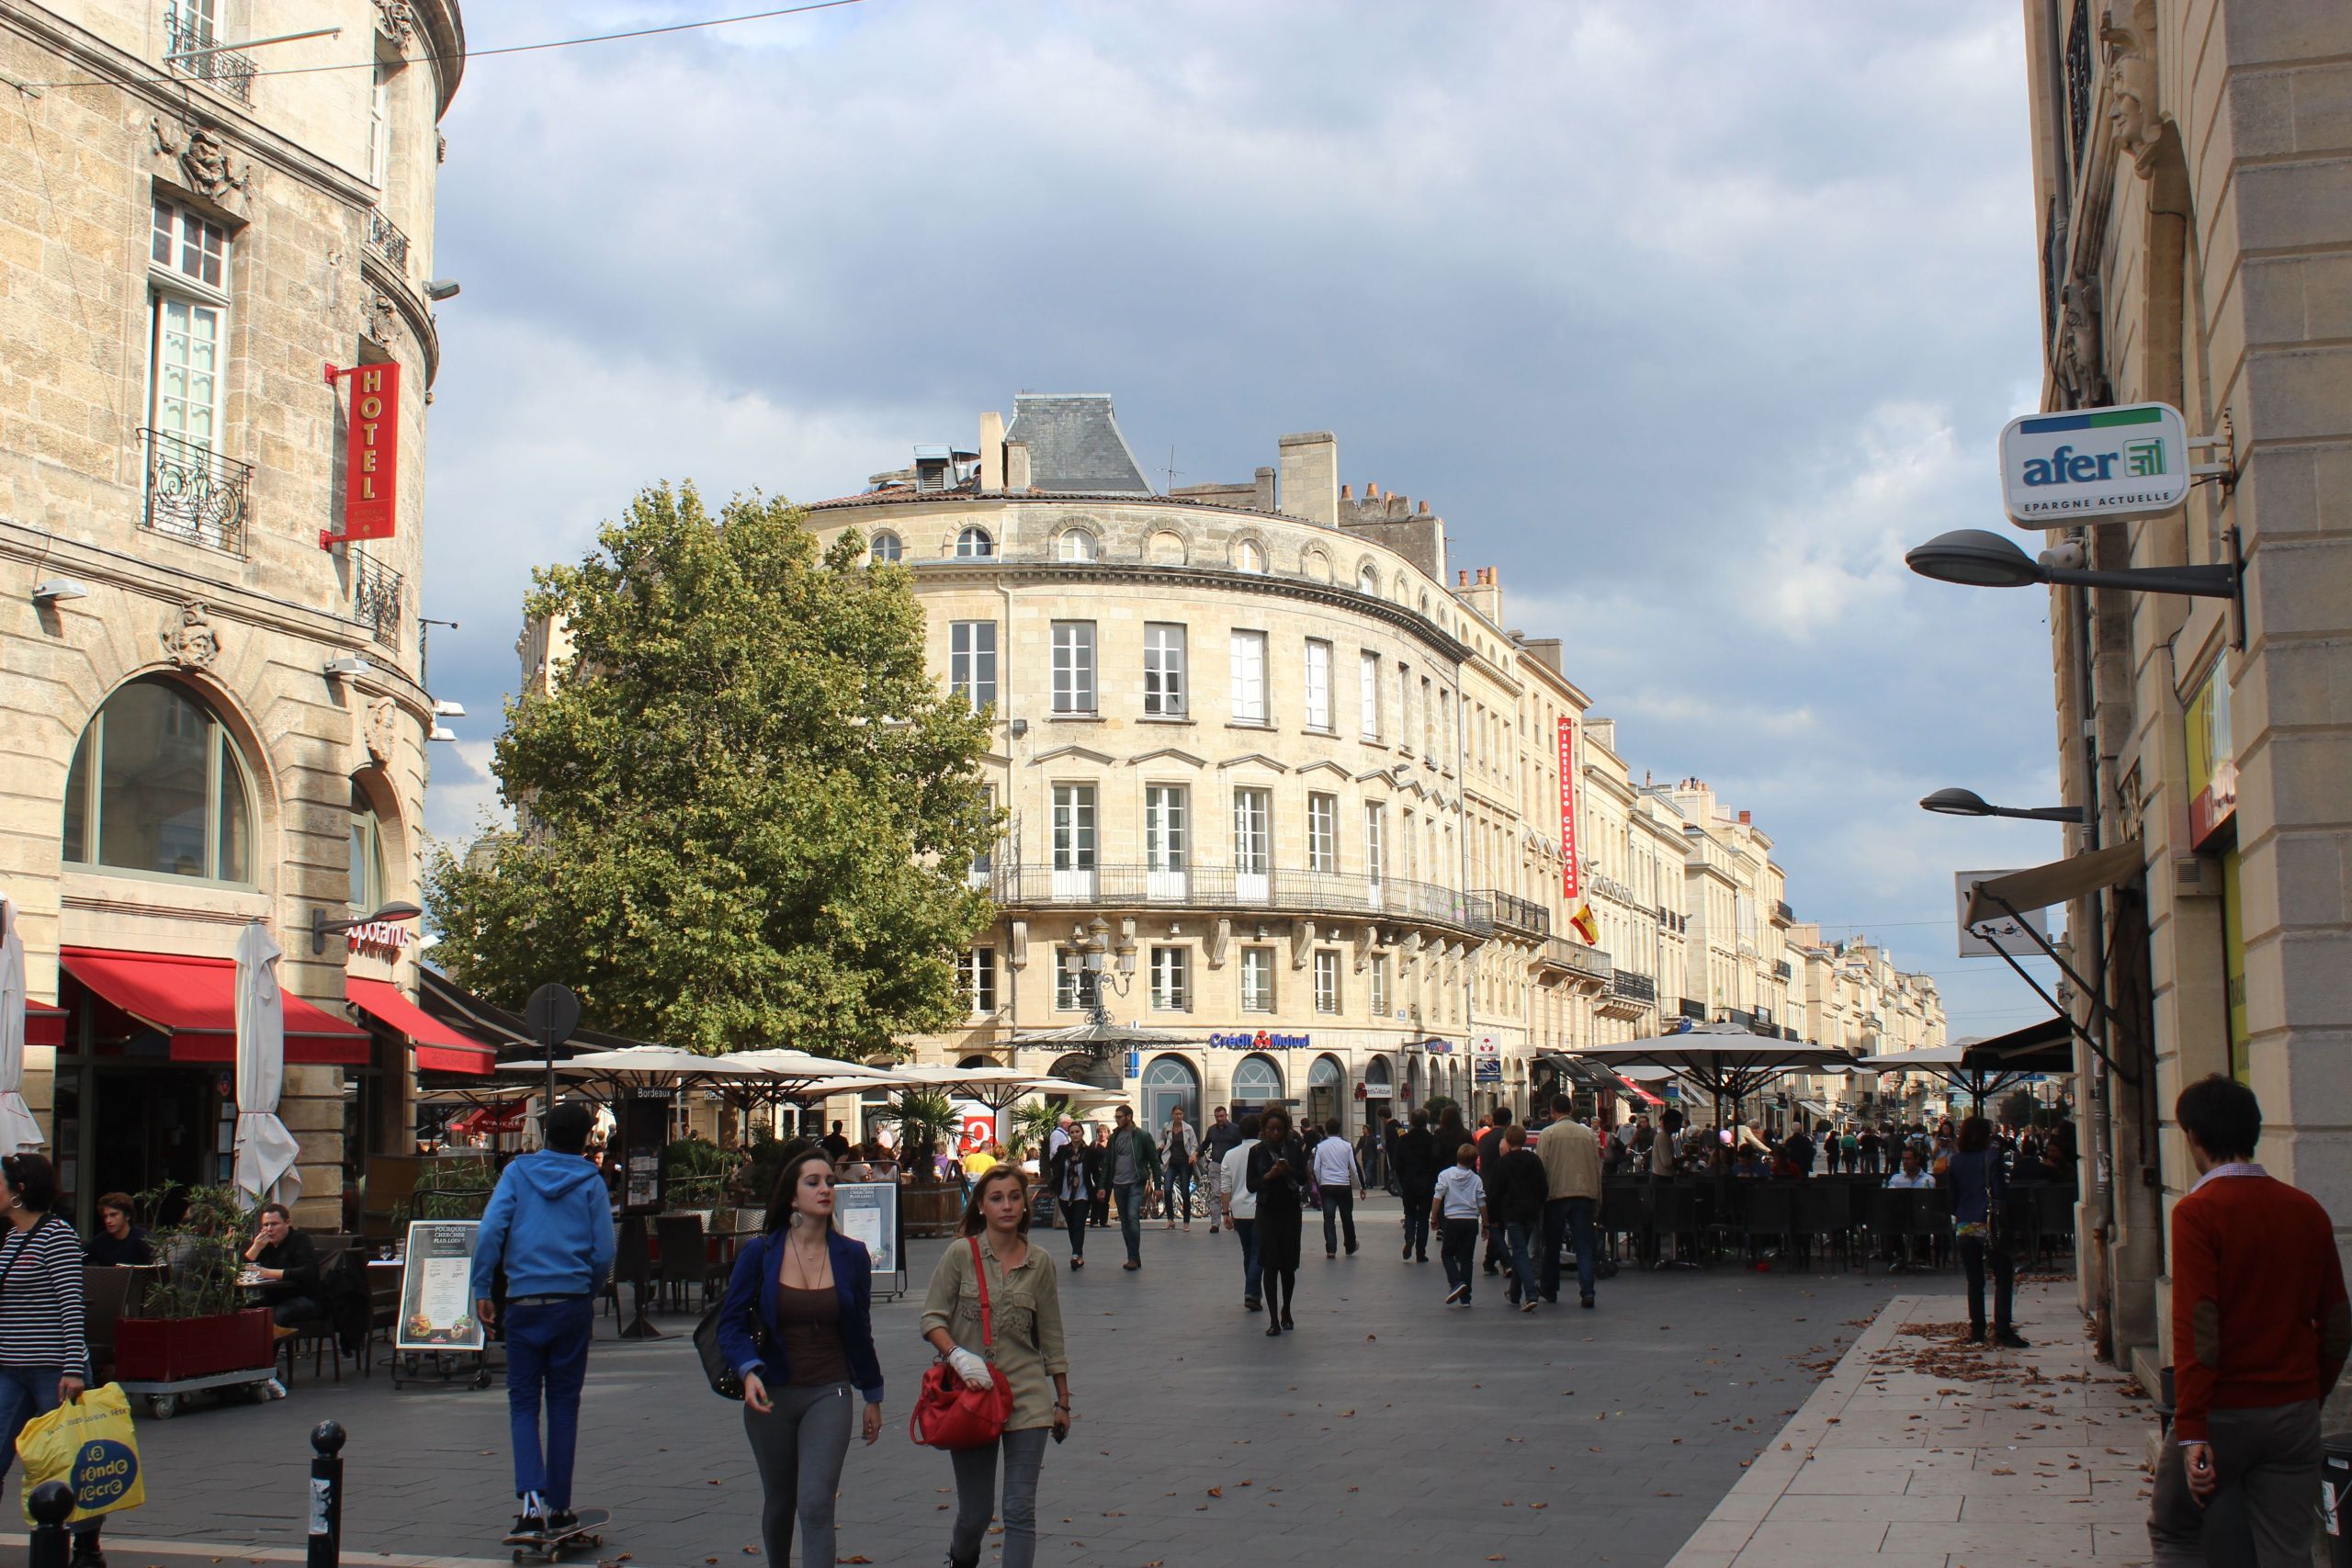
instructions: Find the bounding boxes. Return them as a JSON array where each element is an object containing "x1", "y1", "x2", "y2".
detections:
[{"x1": 469, "y1": 1151, "x2": 617, "y2": 1301}]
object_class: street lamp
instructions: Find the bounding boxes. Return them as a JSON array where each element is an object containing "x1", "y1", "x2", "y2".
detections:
[
  {"x1": 1919, "y1": 786, "x2": 2084, "y2": 825},
  {"x1": 1057, "y1": 915, "x2": 1136, "y2": 1032},
  {"x1": 1905, "y1": 528, "x2": 2243, "y2": 646},
  {"x1": 312, "y1": 900, "x2": 422, "y2": 955}
]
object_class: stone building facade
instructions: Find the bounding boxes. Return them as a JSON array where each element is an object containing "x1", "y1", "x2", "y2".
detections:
[
  {"x1": 2016, "y1": 0, "x2": 2352, "y2": 1384},
  {"x1": 0, "y1": 0, "x2": 467, "y2": 1227}
]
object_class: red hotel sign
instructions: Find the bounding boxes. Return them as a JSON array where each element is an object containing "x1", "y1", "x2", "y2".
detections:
[
  {"x1": 325, "y1": 360, "x2": 400, "y2": 546},
  {"x1": 1557, "y1": 716, "x2": 1580, "y2": 901}
]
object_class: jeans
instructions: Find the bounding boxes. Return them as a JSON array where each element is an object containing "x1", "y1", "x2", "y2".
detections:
[
  {"x1": 1114, "y1": 1181, "x2": 1144, "y2": 1263},
  {"x1": 743, "y1": 1382, "x2": 851, "y2": 1568},
  {"x1": 1541, "y1": 1196, "x2": 1597, "y2": 1303},
  {"x1": 267, "y1": 1294, "x2": 324, "y2": 1327},
  {"x1": 1958, "y1": 1234, "x2": 2013, "y2": 1334},
  {"x1": 1062, "y1": 1192, "x2": 1089, "y2": 1258},
  {"x1": 1233, "y1": 1217, "x2": 1261, "y2": 1302},
  {"x1": 2148, "y1": 1399, "x2": 2322, "y2": 1568},
  {"x1": 1321, "y1": 1189, "x2": 1357, "y2": 1255},
  {"x1": 503, "y1": 1295, "x2": 594, "y2": 1508},
  {"x1": 1502, "y1": 1220, "x2": 1542, "y2": 1302},
  {"x1": 1402, "y1": 1184, "x2": 1433, "y2": 1258},
  {"x1": 948, "y1": 1426, "x2": 1050, "y2": 1568},
  {"x1": 0, "y1": 1366, "x2": 98, "y2": 1542},
  {"x1": 1164, "y1": 1164, "x2": 1195, "y2": 1223},
  {"x1": 1439, "y1": 1218, "x2": 1481, "y2": 1297}
]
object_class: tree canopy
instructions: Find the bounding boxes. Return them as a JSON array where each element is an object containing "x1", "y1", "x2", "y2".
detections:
[{"x1": 427, "y1": 483, "x2": 995, "y2": 1058}]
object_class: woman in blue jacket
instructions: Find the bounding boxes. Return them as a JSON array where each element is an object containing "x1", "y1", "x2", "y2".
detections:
[{"x1": 718, "y1": 1144, "x2": 885, "y2": 1567}]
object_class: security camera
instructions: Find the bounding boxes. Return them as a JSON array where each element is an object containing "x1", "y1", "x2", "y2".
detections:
[{"x1": 2039, "y1": 540, "x2": 2086, "y2": 571}]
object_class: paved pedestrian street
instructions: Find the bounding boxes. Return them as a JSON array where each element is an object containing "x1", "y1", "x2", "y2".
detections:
[{"x1": 30, "y1": 1203, "x2": 1929, "y2": 1568}]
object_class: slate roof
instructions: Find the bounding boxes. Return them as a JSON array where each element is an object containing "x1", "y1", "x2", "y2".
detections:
[{"x1": 1003, "y1": 394, "x2": 1155, "y2": 493}]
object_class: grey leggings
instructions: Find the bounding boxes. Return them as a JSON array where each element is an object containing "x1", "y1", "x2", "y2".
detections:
[
  {"x1": 948, "y1": 1427, "x2": 1050, "y2": 1568},
  {"x1": 742, "y1": 1382, "x2": 853, "y2": 1567}
]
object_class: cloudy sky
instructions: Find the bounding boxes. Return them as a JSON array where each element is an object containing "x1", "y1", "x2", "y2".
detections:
[{"x1": 416, "y1": 0, "x2": 2067, "y2": 1039}]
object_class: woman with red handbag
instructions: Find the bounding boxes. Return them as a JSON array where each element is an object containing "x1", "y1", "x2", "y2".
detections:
[{"x1": 919, "y1": 1166, "x2": 1070, "y2": 1568}]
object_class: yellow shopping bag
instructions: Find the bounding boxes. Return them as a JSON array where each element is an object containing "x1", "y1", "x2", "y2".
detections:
[{"x1": 17, "y1": 1382, "x2": 145, "y2": 1525}]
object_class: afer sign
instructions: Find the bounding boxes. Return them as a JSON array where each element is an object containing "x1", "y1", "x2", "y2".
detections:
[{"x1": 1999, "y1": 402, "x2": 2189, "y2": 526}]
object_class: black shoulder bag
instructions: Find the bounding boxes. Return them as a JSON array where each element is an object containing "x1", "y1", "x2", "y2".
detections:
[{"x1": 693, "y1": 1233, "x2": 778, "y2": 1401}]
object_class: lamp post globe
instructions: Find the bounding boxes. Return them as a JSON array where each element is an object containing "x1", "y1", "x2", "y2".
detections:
[
  {"x1": 1920, "y1": 787, "x2": 1996, "y2": 817},
  {"x1": 1905, "y1": 529, "x2": 2046, "y2": 589}
]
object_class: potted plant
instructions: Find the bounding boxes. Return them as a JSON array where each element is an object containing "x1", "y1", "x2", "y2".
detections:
[
  {"x1": 870, "y1": 1089, "x2": 965, "y2": 1235},
  {"x1": 113, "y1": 1184, "x2": 277, "y2": 1391}
]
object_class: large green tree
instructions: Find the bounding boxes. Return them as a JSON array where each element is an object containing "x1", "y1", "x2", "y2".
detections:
[{"x1": 427, "y1": 483, "x2": 994, "y2": 1057}]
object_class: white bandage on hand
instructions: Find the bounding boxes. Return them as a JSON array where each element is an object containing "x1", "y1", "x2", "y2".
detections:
[{"x1": 946, "y1": 1346, "x2": 992, "y2": 1390}]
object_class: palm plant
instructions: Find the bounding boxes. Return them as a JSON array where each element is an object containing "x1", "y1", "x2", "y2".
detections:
[
  {"x1": 1006, "y1": 1100, "x2": 1061, "y2": 1161},
  {"x1": 868, "y1": 1089, "x2": 960, "y2": 1179}
]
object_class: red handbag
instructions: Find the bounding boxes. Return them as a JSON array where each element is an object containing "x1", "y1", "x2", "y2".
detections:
[{"x1": 909, "y1": 1236, "x2": 1015, "y2": 1450}]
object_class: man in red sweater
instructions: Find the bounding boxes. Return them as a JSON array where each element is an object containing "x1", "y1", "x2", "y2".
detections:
[{"x1": 2149, "y1": 1075, "x2": 2350, "y2": 1567}]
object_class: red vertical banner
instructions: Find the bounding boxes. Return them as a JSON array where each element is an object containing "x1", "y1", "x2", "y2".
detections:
[
  {"x1": 1557, "y1": 715, "x2": 1580, "y2": 900},
  {"x1": 342, "y1": 360, "x2": 400, "y2": 542}
]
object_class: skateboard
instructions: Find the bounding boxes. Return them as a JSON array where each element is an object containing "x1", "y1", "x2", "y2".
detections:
[{"x1": 502, "y1": 1506, "x2": 609, "y2": 1562}]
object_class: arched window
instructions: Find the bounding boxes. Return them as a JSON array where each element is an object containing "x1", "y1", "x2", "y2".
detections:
[
  {"x1": 1363, "y1": 1055, "x2": 1393, "y2": 1090},
  {"x1": 1233, "y1": 539, "x2": 1264, "y2": 574},
  {"x1": 869, "y1": 530, "x2": 903, "y2": 564},
  {"x1": 62, "y1": 679, "x2": 254, "y2": 885},
  {"x1": 1057, "y1": 529, "x2": 1098, "y2": 562},
  {"x1": 1231, "y1": 1054, "x2": 1283, "y2": 1101},
  {"x1": 956, "y1": 526, "x2": 994, "y2": 558},
  {"x1": 348, "y1": 778, "x2": 390, "y2": 913},
  {"x1": 1141, "y1": 1055, "x2": 1201, "y2": 1129},
  {"x1": 1357, "y1": 561, "x2": 1379, "y2": 594}
]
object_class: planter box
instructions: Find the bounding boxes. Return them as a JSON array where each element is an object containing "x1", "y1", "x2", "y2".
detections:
[{"x1": 114, "y1": 1309, "x2": 275, "y2": 1384}]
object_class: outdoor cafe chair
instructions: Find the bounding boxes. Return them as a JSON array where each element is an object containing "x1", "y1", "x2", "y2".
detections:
[
  {"x1": 653, "y1": 1214, "x2": 708, "y2": 1314},
  {"x1": 1647, "y1": 1182, "x2": 1703, "y2": 1269},
  {"x1": 1792, "y1": 1180, "x2": 1854, "y2": 1271},
  {"x1": 1741, "y1": 1182, "x2": 1796, "y2": 1266}
]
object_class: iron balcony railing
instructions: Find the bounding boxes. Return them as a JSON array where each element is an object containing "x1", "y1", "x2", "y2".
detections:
[
  {"x1": 1476, "y1": 889, "x2": 1550, "y2": 939},
  {"x1": 1781, "y1": 1027, "x2": 1800, "y2": 1042},
  {"x1": 163, "y1": 2, "x2": 255, "y2": 103},
  {"x1": 1774, "y1": 959, "x2": 1792, "y2": 983},
  {"x1": 353, "y1": 553, "x2": 404, "y2": 649},
  {"x1": 366, "y1": 207, "x2": 411, "y2": 273},
  {"x1": 1611, "y1": 969, "x2": 1657, "y2": 1005},
  {"x1": 1772, "y1": 899, "x2": 1793, "y2": 925},
  {"x1": 1679, "y1": 998, "x2": 1707, "y2": 1021},
  {"x1": 1537, "y1": 937, "x2": 1611, "y2": 983},
  {"x1": 990, "y1": 863, "x2": 1493, "y2": 937},
  {"x1": 141, "y1": 428, "x2": 250, "y2": 554},
  {"x1": 2063, "y1": 0, "x2": 2092, "y2": 172}
]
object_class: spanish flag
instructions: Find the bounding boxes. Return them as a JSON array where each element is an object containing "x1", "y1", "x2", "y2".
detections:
[{"x1": 1569, "y1": 903, "x2": 1599, "y2": 944}]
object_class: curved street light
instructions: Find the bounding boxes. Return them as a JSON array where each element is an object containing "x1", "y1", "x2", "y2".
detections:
[
  {"x1": 1919, "y1": 786, "x2": 2084, "y2": 825},
  {"x1": 1905, "y1": 528, "x2": 2243, "y2": 646}
]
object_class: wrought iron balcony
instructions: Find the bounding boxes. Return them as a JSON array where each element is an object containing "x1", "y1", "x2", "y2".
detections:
[
  {"x1": 1774, "y1": 959, "x2": 1792, "y2": 982},
  {"x1": 164, "y1": 3, "x2": 255, "y2": 104},
  {"x1": 1475, "y1": 889, "x2": 1550, "y2": 940},
  {"x1": 1611, "y1": 970, "x2": 1657, "y2": 1005},
  {"x1": 141, "y1": 428, "x2": 249, "y2": 554},
  {"x1": 1754, "y1": 1005, "x2": 1776, "y2": 1032},
  {"x1": 1679, "y1": 998, "x2": 1707, "y2": 1021},
  {"x1": 352, "y1": 553, "x2": 404, "y2": 649},
  {"x1": 1772, "y1": 899, "x2": 1793, "y2": 926},
  {"x1": 990, "y1": 863, "x2": 1493, "y2": 938},
  {"x1": 1536, "y1": 936, "x2": 1611, "y2": 985},
  {"x1": 2063, "y1": 0, "x2": 2092, "y2": 173},
  {"x1": 366, "y1": 208, "x2": 411, "y2": 274}
]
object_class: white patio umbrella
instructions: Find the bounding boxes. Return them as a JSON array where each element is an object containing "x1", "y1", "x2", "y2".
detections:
[
  {"x1": 232, "y1": 919, "x2": 302, "y2": 1206},
  {"x1": 0, "y1": 898, "x2": 48, "y2": 1154}
]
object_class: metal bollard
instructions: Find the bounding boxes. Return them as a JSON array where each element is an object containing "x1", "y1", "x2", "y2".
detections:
[
  {"x1": 307, "y1": 1421, "x2": 346, "y2": 1568},
  {"x1": 27, "y1": 1480, "x2": 74, "y2": 1568}
]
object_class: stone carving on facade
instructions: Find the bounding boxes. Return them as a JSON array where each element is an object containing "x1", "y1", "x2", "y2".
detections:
[
  {"x1": 1289, "y1": 919, "x2": 1314, "y2": 970},
  {"x1": 372, "y1": 0, "x2": 421, "y2": 47},
  {"x1": 159, "y1": 603, "x2": 220, "y2": 670},
  {"x1": 2056, "y1": 274, "x2": 2110, "y2": 409},
  {"x1": 1206, "y1": 918, "x2": 1231, "y2": 969},
  {"x1": 365, "y1": 293, "x2": 400, "y2": 345},
  {"x1": 1006, "y1": 919, "x2": 1028, "y2": 971},
  {"x1": 364, "y1": 698, "x2": 399, "y2": 765},
  {"x1": 150, "y1": 118, "x2": 251, "y2": 204},
  {"x1": 2100, "y1": 1, "x2": 2162, "y2": 177}
]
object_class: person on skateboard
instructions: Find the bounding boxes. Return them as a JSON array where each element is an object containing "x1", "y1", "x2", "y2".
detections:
[{"x1": 472, "y1": 1100, "x2": 616, "y2": 1540}]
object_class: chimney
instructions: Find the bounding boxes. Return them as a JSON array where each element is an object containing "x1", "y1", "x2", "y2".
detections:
[
  {"x1": 1277, "y1": 431, "x2": 1338, "y2": 527},
  {"x1": 978, "y1": 411, "x2": 1005, "y2": 491},
  {"x1": 1738, "y1": 809, "x2": 1752, "y2": 826},
  {"x1": 1004, "y1": 439, "x2": 1032, "y2": 492},
  {"x1": 1251, "y1": 466, "x2": 1276, "y2": 512}
]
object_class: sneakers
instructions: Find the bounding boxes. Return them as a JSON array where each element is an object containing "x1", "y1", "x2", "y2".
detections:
[
  {"x1": 1579, "y1": 1295, "x2": 1595, "y2": 1310},
  {"x1": 1445, "y1": 1283, "x2": 1470, "y2": 1305},
  {"x1": 67, "y1": 1542, "x2": 105, "y2": 1568},
  {"x1": 1121, "y1": 1259, "x2": 1140, "y2": 1271},
  {"x1": 1243, "y1": 1294, "x2": 1261, "y2": 1312},
  {"x1": 545, "y1": 1509, "x2": 578, "y2": 1536},
  {"x1": 1521, "y1": 1300, "x2": 1539, "y2": 1314}
]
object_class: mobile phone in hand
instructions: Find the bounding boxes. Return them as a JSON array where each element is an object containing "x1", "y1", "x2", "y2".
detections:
[{"x1": 1052, "y1": 1423, "x2": 1067, "y2": 1444}]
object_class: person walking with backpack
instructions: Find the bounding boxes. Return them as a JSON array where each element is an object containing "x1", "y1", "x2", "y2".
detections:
[
  {"x1": 470, "y1": 1101, "x2": 616, "y2": 1542},
  {"x1": 922, "y1": 1167, "x2": 1071, "y2": 1568},
  {"x1": 718, "y1": 1144, "x2": 884, "y2": 1568}
]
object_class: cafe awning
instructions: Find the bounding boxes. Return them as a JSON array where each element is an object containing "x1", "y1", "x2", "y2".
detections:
[
  {"x1": 347, "y1": 977, "x2": 494, "y2": 1076},
  {"x1": 1959, "y1": 1014, "x2": 2074, "y2": 1077},
  {"x1": 1963, "y1": 840, "x2": 2143, "y2": 926},
  {"x1": 59, "y1": 947, "x2": 368, "y2": 1065},
  {"x1": 24, "y1": 998, "x2": 64, "y2": 1050}
]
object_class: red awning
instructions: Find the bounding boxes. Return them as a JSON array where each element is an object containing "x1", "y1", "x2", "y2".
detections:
[
  {"x1": 448, "y1": 1103, "x2": 530, "y2": 1137},
  {"x1": 346, "y1": 977, "x2": 494, "y2": 1076},
  {"x1": 1617, "y1": 1075, "x2": 1665, "y2": 1107},
  {"x1": 24, "y1": 999, "x2": 65, "y2": 1050},
  {"x1": 57, "y1": 947, "x2": 369, "y2": 1066}
]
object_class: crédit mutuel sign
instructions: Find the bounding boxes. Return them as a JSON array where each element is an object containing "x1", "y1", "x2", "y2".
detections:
[{"x1": 1998, "y1": 401, "x2": 2190, "y2": 525}]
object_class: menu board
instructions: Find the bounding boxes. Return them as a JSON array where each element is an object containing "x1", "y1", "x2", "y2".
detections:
[
  {"x1": 618, "y1": 1094, "x2": 671, "y2": 1216},
  {"x1": 832, "y1": 1182, "x2": 897, "y2": 1278},
  {"x1": 394, "y1": 1221, "x2": 485, "y2": 1352}
]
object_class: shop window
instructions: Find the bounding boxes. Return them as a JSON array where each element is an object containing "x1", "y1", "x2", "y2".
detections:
[
  {"x1": 348, "y1": 779, "x2": 390, "y2": 913},
  {"x1": 62, "y1": 679, "x2": 255, "y2": 885}
]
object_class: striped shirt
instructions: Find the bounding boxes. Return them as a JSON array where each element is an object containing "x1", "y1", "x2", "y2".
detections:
[{"x1": 0, "y1": 1215, "x2": 88, "y2": 1376}]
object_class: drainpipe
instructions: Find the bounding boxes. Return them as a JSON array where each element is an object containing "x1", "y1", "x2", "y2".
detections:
[{"x1": 998, "y1": 575, "x2": 1022, "y2": 1058}]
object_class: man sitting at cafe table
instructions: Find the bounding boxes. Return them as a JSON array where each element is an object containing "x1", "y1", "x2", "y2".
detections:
[{"x1": 243, "y1": 1201, "x2": 323, "y2": 1337}]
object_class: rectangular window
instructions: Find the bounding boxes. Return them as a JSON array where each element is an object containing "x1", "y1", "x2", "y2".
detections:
[
  {"x1": 1050, "y1": 621, "x2": 1096, "y2": 714},
  {"x1": 1145, "y1": 784, "x2": 1187, "y2": 871},
  {"x1": 369, "y1": 62, "x2": 392, "y2": 187},
  {"x1": 1314, "y1": 950, "x2": 1340, "y2": 1014},
  {"x1": 1364, "y1": 802, "x2": 1386, "y2": 885},
  {"x1": 962, "y1": 948, "x2": 998, "y2": 1015},
  {"x1": 1398, "y1": 663, "x2": 1413, "y2": 752},
  {"x1": 949, "y1": 621, "x2": 997, "y2": 713},
  {"x1": 1303, "y1": 638, "x2": 1332, "y2": 732},
  {"x1": 1055, "y1": 947, "x2": 1083, "y2": 1011},
  {"x1": 1229, "y1": 630, "x2": 1267, "y2": 724},
  {"x1": 1240, "y1": 947, "x2": 1274, "y2": 1012},
  {"x1": 1306, "y1": 792, "x2": 1339, "y2": 874},
  {"x1": 1420, "y1": 675, "x2": 1434, "y2": 756},
  {"x1": 1369, "y1": 953, "x2": 1390, "y2": 1018},
  {"x1": 1438, "y1": 689, "x2": 1453, "y2": 765},
  {"x1": 1359, "y1": 651, "x2": 1381, "y2": 739},
  {"x1": 1144, "y1": 623, "x2": 1187, "y2": 717},
  {"x1": 971, "y1": 784, "x2": 997, "y2": 883},
  {"x1": 1051, "y1": 784, "x2": 1096, "y2": 870},
  {"x1": 1150, "y1": 946, "x2": 1190, "y2": 1011},
  {"x1": 1233, "y1": 788, "x2": 1271, "y2": 874},
  {"x1": 152, "y1": 197, "x2": 226, "y2": 291}
]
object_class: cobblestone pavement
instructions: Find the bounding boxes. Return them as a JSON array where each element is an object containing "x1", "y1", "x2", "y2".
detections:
[
  {"x1": 1663, "y1": 1280, "x2": 2154, "y2": 1568},
  {"x1": 27, "y1": 1201, "x2": 1914, "y2": 1568}
]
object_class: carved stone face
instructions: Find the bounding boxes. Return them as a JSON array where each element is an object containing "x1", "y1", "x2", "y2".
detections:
[{"x1": 183, "y1": 130, "x2": 232, "y2": 194}]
